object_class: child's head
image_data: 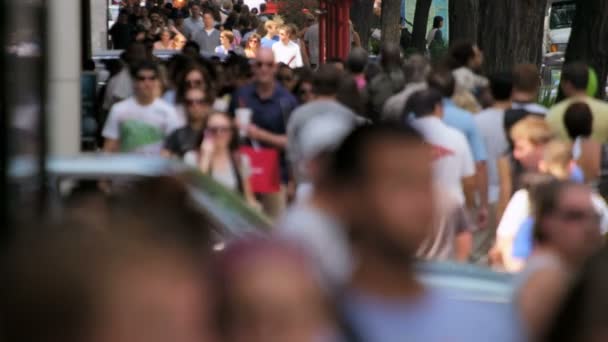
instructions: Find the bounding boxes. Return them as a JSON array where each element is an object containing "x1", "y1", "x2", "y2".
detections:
[
  {"x1": 539, "y1": 139, "x2": 573, "y2": 180},
  {"x1": 510, "y1": 116, "x2": 555, "y2": 171}
]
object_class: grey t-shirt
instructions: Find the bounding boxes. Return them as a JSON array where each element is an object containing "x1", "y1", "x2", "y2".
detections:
[
  {"x1": 474, "y1": 107, "x2": 509, "y2": 203},
  {"x1": 304, "y1": 23, "x2": 319, "y2": 65},
  {"x1": 193, "y1": 28, "x2": 221, "y2": 56},
  {"x1": 183, "y1": 17, "x2": 204, "y2": 39}
]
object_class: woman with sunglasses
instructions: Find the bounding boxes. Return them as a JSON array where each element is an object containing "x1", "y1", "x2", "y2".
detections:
[
  {"x1": 197, "y1": 112, "x2": 258, "y2": 207},
  {"x1": 163, "y1": 87, "x2": 213, "y2": 158},
  {"x1": 167, "y1": 62, "x2": 211, "y2": 122},
  {"x1": 514, "y1": 178, "x2": 603, "y2": 341},
  {"x1": 244, "y1": 33, "x2": 261, "y2": 59}
]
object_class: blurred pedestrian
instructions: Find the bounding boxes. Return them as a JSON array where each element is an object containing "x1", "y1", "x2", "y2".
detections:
[
  {"x1": 153, "y1": 26, "x2": 186, "y2": 50},
  {"x1": 426, "y1": 16, "x2": 444, "y2": 53},
  {"x1": 515, "y1": 179, "x2": 602, "y2": 340},
  {"x1": 102, "y1": 42, "x2": 148, "y2": 112},
  {"x1": 542, "y1": 246, "x2": 608, "y2": 342},
  {"x1": 382, "y1": 54, "x2": 430, "y2": 121},
  {"x1": 163, "y1": 87, "x2": 213, "y2": 158},
  {"x1": 331, "y1": 124, "x2": 522, "y2": 341},
  {"x1": 446, "y1": 41, "x2": 487, "y2": 95},
  {"x1": 272, "y1": 25, "x2": 303, "y2": 68},
  {"x1": 110, "y1": 10, "x2": 133, "y2": 50},
  {"x1": 365, "y1": 43, "x2": 405, "y2": 122},
  {"x1": 303, "y1": 15, "x2": 319, "y2": 69},
  {"x1": 504, "y1": 64, "x2": 548, "y2": 144},
  {"x1": 244, "y1": 33, "x2": 261, "y2": 58},
  {"x1": 428, "y1": 69, "x2": 489, "y2": 229},
  {"x1": 195, "y1": 111, "x2": 258, "y2": 207},
  {"x1": 193, "y1": 11, "x2": 221, "y2": 56},
  {"x1": 345, "y1": 47, "x2": 368, "y2": 92},
  {"x1": 214, "y1": 238, "x2": 344, "y2": 342},
  {"x1": 547, "y1": 62, "x2": 608, "y2": 143},
  {"x1": 230, "y1": 48, "x2": 298, "y2": 218},
  {"x1": 102, "y1": 61, "x2": 181, "y2": 154},
  {"x1": 287, "y1": 64, "x2": 364, "y2": 193},
  {"x1": 183, "y1": 3, "x2": 204, "y2": 40},
  {"x1": 261, "y1": 20, "x2": 279, "y2": 48},
  {"x1": 276, "y1": 63, "x2": 297, "y2": 93},
  {"x1": 215, "y1": 30, "x2": 236, "y2": 57}
]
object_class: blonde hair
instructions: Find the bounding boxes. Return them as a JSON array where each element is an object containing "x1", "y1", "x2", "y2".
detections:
[
  {"x1": 264, "y1": 20, "x2": 277, "y2": 31},
  {"x1": 510, "y1": 116, "x2": 555, "y2": 146},
  {"x1": 220, "y1": 30, "x2": 234, "y2": 44},
  {"x1": 542, "y1": 139, "x2": 573, "y2": 178}
]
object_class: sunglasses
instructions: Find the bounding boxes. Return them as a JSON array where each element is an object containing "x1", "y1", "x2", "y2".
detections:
[
  {"x1": 250, "y1": 39, "x2": 259, "y2": 43},
  {"x1": 185, "y1": 98, "x2": 206, "y2": 106},
  {"x1": 205, "y1": 126, "x2": 232, "y2": 135},
  {"x1": 136, "y1": 75, "x2": 157, "y2": 81},
  {"x1": 186, "y1": 79, "x2": 203, "y2": 87},
  {"x1": 255, "y1": 61, "x2": 274, "y2": 68}
]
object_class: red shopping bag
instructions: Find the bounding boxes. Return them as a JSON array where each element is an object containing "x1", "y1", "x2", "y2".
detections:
[{"x1": 239, "y1": 146, "x2": 281, "y2": 194}]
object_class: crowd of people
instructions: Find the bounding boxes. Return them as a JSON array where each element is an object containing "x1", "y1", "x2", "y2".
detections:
[{"x1": 11, "y1": 1, "x2": 608, "y2": 341}]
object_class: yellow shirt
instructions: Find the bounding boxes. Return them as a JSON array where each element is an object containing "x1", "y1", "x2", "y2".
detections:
[{"x1": 546, "y1": 96, "x2": 608, "y2": 143}]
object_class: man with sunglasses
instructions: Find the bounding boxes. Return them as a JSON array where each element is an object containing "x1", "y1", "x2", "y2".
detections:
[
  {"x1": 230, "y1": 48, "x2": 298, "y2": 218},
  {"x1": 103, "y1": 61, "x2": 181, "y2": 154}
]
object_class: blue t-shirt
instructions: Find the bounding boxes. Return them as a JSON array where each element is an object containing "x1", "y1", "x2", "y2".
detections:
[
  {"x1": 261, "y1": 35, "x2": 279, "y2": 48},
  {"x1": 443, "y1": 99, "x2": 487, "y2": 162},
  {"x1": 343, "y1": 288, "x2": 524, "y2": 342}
]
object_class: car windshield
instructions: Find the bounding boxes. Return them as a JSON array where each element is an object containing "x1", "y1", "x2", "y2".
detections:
[{"x1": 549, "y1": 1, "x2": 576, "y2": 30}]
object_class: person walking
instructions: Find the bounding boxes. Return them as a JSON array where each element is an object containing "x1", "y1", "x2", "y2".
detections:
[
  {"x1": 261, "y1": 20, "x2": 279, "y2": 48},
  {"x1": 244, "y1": 33, "x2": 261, "y2": 58},
  {"x1": 193, "y1": 11, "x2": 221, "y2": 56},
  {"x1": 271, "y1": 25, "x2": 303, "y2": 69},
  {"x1": 215, "y1": 30, "x2": 236, "y2": 57},
  {"x1": 102, "y1": 61, "x2": 181, "y2": 154},
  {"x1": 182, "y1": 2, "x2": 205, "y2": 39}
]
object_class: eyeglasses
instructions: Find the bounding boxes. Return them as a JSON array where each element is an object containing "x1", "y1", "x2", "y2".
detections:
[
  {"x1": 255, "y1": 61, "x2": 274, "y2": 69},
  {"x1": 136, "y1": 75, "x2": 158, "y2": 82},
  {"x1": 250, "y1": 39, "x2": 260, "y2": 43},
  {"x1": 205, "y1": 126, "x2": 232, "y2": 135},
  {"x1": 185, "y1": 98, "x2": 206, "y2": 106}
]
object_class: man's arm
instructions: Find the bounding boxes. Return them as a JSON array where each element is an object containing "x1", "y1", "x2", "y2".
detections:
[
  {"x1": 476, "y1": 160, "x2": 489, "y2": 228},
  {"x1": 103, "y1": 139, "x2": 120, "y2": 153},
  {"x1": 497, "y1": 155, "x2": 513, "y2": 222},
  {"x1": 248, "y1": 124, "x2": 288, "y2": 148},
  {"x1": 455, "y1": 231, "x2": 473, "y2": 262}
]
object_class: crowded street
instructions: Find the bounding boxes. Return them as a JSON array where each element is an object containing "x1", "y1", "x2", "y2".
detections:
[{"x1": 3, "y1": 0, "x2": 608, "y2": 341}]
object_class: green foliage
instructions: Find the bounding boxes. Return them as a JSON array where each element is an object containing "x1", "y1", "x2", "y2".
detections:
[{"x1": 538, "y1": 85, "x2": 558, "y2": 107}]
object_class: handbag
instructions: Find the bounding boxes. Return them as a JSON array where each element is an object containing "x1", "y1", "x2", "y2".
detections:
[{"x1": 239, "y1": 145, "x2": 281, "y2": 194}]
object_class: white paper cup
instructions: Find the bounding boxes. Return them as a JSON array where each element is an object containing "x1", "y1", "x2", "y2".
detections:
[{"x1": 235, "y1": 108, "x2": 253, "y2": 137}]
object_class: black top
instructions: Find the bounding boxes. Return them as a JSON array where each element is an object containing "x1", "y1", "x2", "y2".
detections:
[
  {"x1": 164, "y1": 126, "x2": 203, "y2": 158},
  {"x1": 110, "y1": 23, "x2": 133, "y2": 50}
]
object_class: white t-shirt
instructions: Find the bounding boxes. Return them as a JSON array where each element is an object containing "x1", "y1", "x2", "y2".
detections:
[
  {"x1": 474, "y1": 107, "x2": 509, "y2": 203},
  {"x1": 412, "y1": 116, "x2": 475, "y2": 204},
  {"x1": 271, "y1": 40, "x2": 304, "y2": 68},
  {"x1": 102, "y1": 97, "x2": 182, "y2": 154}
]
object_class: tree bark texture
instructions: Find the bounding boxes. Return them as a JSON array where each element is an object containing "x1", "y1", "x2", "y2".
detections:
[
  {"x1": 350, "y1": 0, "x2": 374, "y2": 51},
  {"x1": 380, "y1": 0, "x2": 403, "y2": 48},
  {"x1": 563, "y1": 0, "x2": 608, "y2": 99},
  {"x1": 449, "y1": 0, "x2": 479, "y2": 44},
  {"x1": 410, "y1": 0, "x2": 433, "y2": 52},
  {"x1": 477, "y1": 0, "x2": 548, "y2": 74}
]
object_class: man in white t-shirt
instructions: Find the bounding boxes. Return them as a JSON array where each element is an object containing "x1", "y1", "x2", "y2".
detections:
[
  {"x1": 103, "y1": 61, "x2": 181, "y2": 155},
  {"x1": 272, "y1": 25, "x2": 303, "y2": 68},
  {"x1": 410, "y1": 88, "x2": 476, "y2": 206}
]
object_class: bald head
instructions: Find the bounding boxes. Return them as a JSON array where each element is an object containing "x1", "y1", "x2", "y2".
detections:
[{"x1": 254, "y1": 48, "x2": 277, "y2": 84}]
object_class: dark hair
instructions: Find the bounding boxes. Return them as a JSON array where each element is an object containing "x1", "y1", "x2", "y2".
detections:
[
  {"x1": 489, "y1": 72, "x2": 513, "y2": 101},
  {"x1": 313, "y1": 64, "x2": 342, "y2": 96},
  {"x1": 427, "y1": 68, "x2": 456, "y2": 98},
  {"x1": 182, "y1": 40, "x2": 201, "y2": 54},
  {"x1": 176, "y1": 62, "x2": 212, "y2": 104},
  {"x1": 337, "y1": 75, "x2": 365, "y2": 114},
  {"x1": 512, "y1": 64, "x2": 540, "y2": 93},
  {"x1": 204, "y1": 112, "x2": 240, "y2": 151},
  {"x1": 328, "y1": 123, "x2": 424, "y2": 186},
  {"x1": 447, "y1": 41, "x2": 476, "y2": 70},
  {"x1": 432, "y1": 16, "x2": 444, "y2": 29},
  {"x1": 405, "y1": 88, "x2": 444, "y2": 119},
  {"x1": 379, "y1": 43, "x2": 402, "y2": 70},
  {"x1": 531, "y1": 179, "x2": 577, "y2": 243},
  {"x1": 327, "y1": 57, "x2": 345, "y2": 65},
  {"x1": 543, "y1": 246, "x2": 608, "y2": 342},
  {"x1": 562, "y1": 62, "x2": 589, "y2": 91},
  {"x1": 346, "y1": 47, "x2": 368, "y2": 74},
  {"x1": 129, "y1": 60, "x2": 159, "y2": 78},
  {"x1": 259, "y1": 3, "x2": 267, "y2": 12},
  {"x1": 564, "y1": 102, "x2": 593, "y2": 139}
]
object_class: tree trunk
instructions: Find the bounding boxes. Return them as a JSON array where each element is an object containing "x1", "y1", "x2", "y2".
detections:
[
  {"x1": 478, "y1": 0, "x2": 548, "y2": 74},
  {"x1": 563, "y1": 0, "x2": 608, "y2": 99},
  {"x1": 410, "y1": 0, "x2": 433, "y2": 52},
  {"x1": 350, "y1": 0, "x2": 374, "y2": 51},
  {"x1": 449, "y1": 0, "x2": 479, "y2": 44},
  {"x1": 380, "y1": 0, "x2": 403, "y2": 47}
]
